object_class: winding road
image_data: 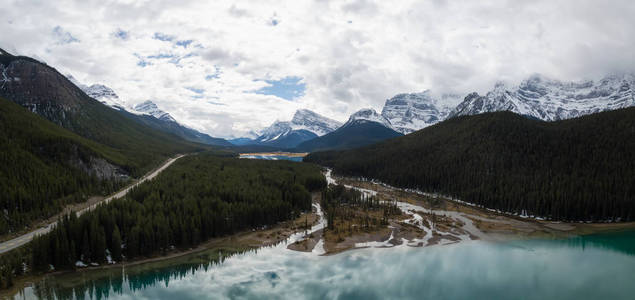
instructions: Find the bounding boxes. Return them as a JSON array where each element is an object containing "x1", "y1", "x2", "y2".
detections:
[{"x1": 0, "y1": 154, "x2": 186, "y2": 254}]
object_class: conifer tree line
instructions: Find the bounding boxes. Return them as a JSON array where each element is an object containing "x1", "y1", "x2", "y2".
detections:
[
  {"x1": 0, "y1": 153, "x2": 326, "y2": 289},
  {"x1": 321, "y1": 184, "x2": 401, "y2": 232},
  {"x1": 306, "y1": 108, "x2": 635, "y2": 221}
]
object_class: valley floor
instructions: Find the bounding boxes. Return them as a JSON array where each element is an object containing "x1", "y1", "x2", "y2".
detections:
[{"x1": 288, "y1": 170, "x2": 635, "y2": 255}]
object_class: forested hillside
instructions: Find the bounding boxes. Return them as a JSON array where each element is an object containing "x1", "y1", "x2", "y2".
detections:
[
  {"x1": 0, "y1": 49, "x2": 203, "y2": 177},
  {"x1": 0, "y1": 97, "x2": 128, "y2": 235},
  {"x1": 1, "y1": 153, "x2": 325, "y2": 282},
  {"x1": 305, "y1": 108, "x2": 635, "y2": 221}
]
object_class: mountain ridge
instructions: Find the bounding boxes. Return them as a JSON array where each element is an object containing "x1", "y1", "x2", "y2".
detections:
[
  {"x1": 64, "y1": 74, "x2": 230, "y2": 146},
  {"x1": 448, "y1": 73, "x2": 635, "y2": 121},
  {"x1": 252, "y1": 109, "x2": 342, "y2": 148}
]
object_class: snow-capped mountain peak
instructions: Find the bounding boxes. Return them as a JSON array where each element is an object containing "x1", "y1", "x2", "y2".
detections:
[
  {"x1": 133, "y1": 100, "x2": 177, "y2": 123},
  {"x1": 381, "y1": 90, "x2": 462, "y2": 134},
  {"x1": 255, "y1": 109, "x2": 342, "y2": 144},
  {"x1": 290, "y1": 109, "x2": 342, "y2": 136},
  {"x1": 345, "y1": 108, "x2": 394, "y2": 129},
  {"x1": 84, "y1": 84, "x2": 126, "y2": 110},
  {"x1": 449, "y1": 73, "x2": 635, "y2": 120},
  {"x1": 256, "y1": 121, "x2": 293, "y2": 142},
  {"x1": 66, "y1": 74, "x2": 127, "y2": 110}
]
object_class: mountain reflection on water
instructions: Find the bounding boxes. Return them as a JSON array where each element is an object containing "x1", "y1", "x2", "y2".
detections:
[{"x1": 14, "y1": 230, "x2": 635, "y2": 300}]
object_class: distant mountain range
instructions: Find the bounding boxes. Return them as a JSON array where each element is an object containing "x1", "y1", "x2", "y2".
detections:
[
  {"x1": 231, "y1": 72, "x2": 634, "y2": 152},
  {"x1": 5, "y1": 47, "x2": 633, "y2": 154},
  {"x1": 235, "y1": 109, "x2": 342, "y2": 149},
  {"x1": 64, "y1": 75, "x2": 230, "y2": 147},
  {"x1": 449, "y1": 73, "x2": 635, "y2": 120},
  {"x1": 295, "y1": 108, "x2": 402, "y2": 152}
]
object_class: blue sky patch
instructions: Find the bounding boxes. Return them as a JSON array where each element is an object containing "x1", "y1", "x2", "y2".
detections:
[
  {"x1": 176, "y1": 40, "x2": 193, "y2": 48},
  {"x1": 148, "y1": 53, "x2": 176, "y2": 59},
  {"x1": 153, "y1": 32, "x2": 175, "y2": 42},
  {"x1": 254, "y1": 76, "x2": 306, "y2": 100}
]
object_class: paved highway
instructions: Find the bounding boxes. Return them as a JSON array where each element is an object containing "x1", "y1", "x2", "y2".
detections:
[{"x1": 0, "y1": 154, "x2": 185, "y2": 254}]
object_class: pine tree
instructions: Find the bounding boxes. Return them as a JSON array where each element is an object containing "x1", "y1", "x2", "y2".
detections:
[
  {"x1": 111, "y1": 225, "x2": 122, "y2": 262},
  {"x1": 81, "y1": 230, "x2": 90, "y2": 262}
]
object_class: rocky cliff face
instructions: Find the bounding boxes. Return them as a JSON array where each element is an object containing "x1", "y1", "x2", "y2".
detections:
[
  {"x1": 381, "y1": 91, "x2": 462, "y2": 134},
  {"x1": 1, "y1": 57, "x2": 91, "y2": 128}
]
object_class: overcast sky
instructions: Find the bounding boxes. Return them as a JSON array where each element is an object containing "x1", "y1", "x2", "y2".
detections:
[{"x1": 1, "y1": 0, "x2": 634, "y2": 138}]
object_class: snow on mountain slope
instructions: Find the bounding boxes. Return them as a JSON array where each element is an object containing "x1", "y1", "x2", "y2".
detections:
[
  {"x1": 255, "y1": 109, "x2": 342, "y2": 146},
  {"x1": 381, "y1": 91, "x2": 462, "y2": 134},
  {"x1": 449, "y1": 73, "x2": 635, "y2": 121},
  {"x1": 256, "y1": 121, "x2": 293, "y2": 143},
  {"x1": 290, "y1": 109, "x2": 342, "y2": 136},
  {"x1": 133, "y1": 100, "x2": 177, "y2": 123},
  {"x1": 66, "y1": 75, "x2": 128, "y2": 111},
  {"x1": 344, "y1": 108, "x2": 395, "y2": 130}
]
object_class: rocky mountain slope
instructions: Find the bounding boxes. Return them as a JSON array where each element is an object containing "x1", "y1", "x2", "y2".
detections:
[
  {"x1": 449, "y1": 73, "x2": 635, "y2": 120},
  {"x1": 347, "y1": 108, "x2": 395, "y2": 130},
  {"x1": 381, "y1": 91, "x2": 462, "y2": 134}
]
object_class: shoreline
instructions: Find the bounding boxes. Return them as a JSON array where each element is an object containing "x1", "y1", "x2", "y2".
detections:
[{"x1": 1, "y1": 194, "x2": 322, "y2": 298}]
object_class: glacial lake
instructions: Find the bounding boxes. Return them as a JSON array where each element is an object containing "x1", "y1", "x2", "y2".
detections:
[{"x1": 12, "y1": 230, "x2": 635, "y2": 300}]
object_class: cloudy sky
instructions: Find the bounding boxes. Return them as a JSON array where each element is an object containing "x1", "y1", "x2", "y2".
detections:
[{"x1": 1, "y1": 0, "x2": 634, "y2": 138}]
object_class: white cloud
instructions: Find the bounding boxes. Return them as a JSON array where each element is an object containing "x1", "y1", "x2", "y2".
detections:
[{"x1": 0, "y1": 0, "x2": 634, "y2": 138}]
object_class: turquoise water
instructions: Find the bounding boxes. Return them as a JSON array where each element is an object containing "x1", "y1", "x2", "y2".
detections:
[
  {"x1": 14, "y1": 230, "x2": 635, "y2": 299},
  {"x1": 240, "y1": 154, "x2": 303, "y2": 162}
]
